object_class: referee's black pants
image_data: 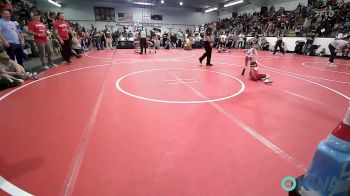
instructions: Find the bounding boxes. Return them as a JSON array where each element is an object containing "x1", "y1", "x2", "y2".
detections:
[
  {"x1": 328, "y1": 44, "x2": 336, "y2": 63},
  {"x1": 140, "y1": 38, "x2": 147, "y2": 54},
  {"x1": 200, "y1": 41, "x2": 212, "y2": 65}
]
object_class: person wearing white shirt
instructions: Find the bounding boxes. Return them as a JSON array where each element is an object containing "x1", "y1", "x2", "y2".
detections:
[
  {"x1": 238, "y1": 33, "x2": 245, "y2": 48},
  {"x1": 328, "y1": 39, "x2": 350, "y2": 66},
  {"x1": 139, "y1": 29, "x2": 147, "y2": 54},
  {"x1": 199, "y1": 23, "x2": 216, "y2": 66}
]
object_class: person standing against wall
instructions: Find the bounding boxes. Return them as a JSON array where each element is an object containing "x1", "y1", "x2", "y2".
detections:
[
  {"x1": 199, "y1": 22, "x2": 216, "y2": 66},
  {"x1": 53, "y1": 12, "x2": 72, "y2": 64}
]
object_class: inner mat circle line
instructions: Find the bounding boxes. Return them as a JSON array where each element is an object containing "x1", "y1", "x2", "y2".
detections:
[{"x1": 115, "y1": 68, "x2": 245, "y2": 104}]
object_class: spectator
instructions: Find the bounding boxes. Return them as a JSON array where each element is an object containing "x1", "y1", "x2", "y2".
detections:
[
  {"x1": 303, "y1": 36, "x2": 315, "y2": 55},
  {"x1": 170, "y1": 33, "x2": 177, "y2": 49},
  {"x1": 71, "y1": 32, "x2": 82, "y2": 57},
  {"x1": 53, "y1": 12, "x2": 72, "y2": 64},
  {"x1": 105, "y1": 28, "x2": 112, "y2": 49},
  {"x1": 162, "y1": 31, "x2": 168, "y2": 47},
  {"x1": 273, "y1": 34, "x2": 285, "y2": 55},
  {"x1": 100, "y1": 30, "x2": 106, "y2": 48},
  {"x1": 112, "y1": 30, "x2": 119, "y2": 47},
  {"x1": 0, "y1": 9, "x2": 25, "y2": 67},
  {"x1": 154, "y1": 36, "x2": 160, "y2": 49},
  {"x1": 238, "y1": 32, "x2": 245, "y2": 48},
  {"x1": 22, "y1": 24, "x2": 37, "y2": 57},
  {"x1": 94, "y1": 31, "x2": 100, "y2": 50},
  {"x1": 28, "y1": 12, "x2": 55, "y2": 69},
  {"x1": 0, "y1": 52, "x2": 38, "y2": 82},
  {"x1": 139, "y1": 28, "x2": 147, "y2": 54}
]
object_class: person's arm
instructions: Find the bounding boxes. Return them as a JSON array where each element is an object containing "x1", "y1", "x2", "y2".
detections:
[
  {"x1": 0, "y1": 25, "x2": 10, "y2": 48},
  {"x1": 10, "y1": 60, "x2": 25, "y2": 74},
  {"x1": 54, "y1": 29, "x2": 63, "y2": 44},
  {"x1": 16, "y1": 28, "x2": 25, "y2": 47},
  {"x1": 0, "y1": 33, "x2": 10, "y2": 48},
  {"x1": 68, "y1": 23, "x2": 73, "y2": 36},
  {"x1": 27, "y1": 29, "x2": 45, "y2": 37},
  {"x1": 53, "y1": 23, "x2": 64, "y2": 44},
  {"x1": 2, "y1": 69, "x2": 21, "y2": 76}
]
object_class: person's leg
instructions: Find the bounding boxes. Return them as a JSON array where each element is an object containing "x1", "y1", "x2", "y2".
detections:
[
  {"x1": 328, "y1": 44, "x2": 336, "y2": 63},
  {"x1": 6, "y1": 44, "x2": 16, "y2": 63},
  {"x1": 109, "y1": 38, "x2": 113, "y2": 48},
  {"x1": 101, "y1": 39, "x2": 105, "y2": 48},
  {"x1": 45, "y1": 42, "x2": 54, "y2": 66},
  {"x1": 242, "y1": 57, "x2": 249, "y2": 76},
  {"x1": 62, "y1": 40, "x2": 72, "y2": 62},
  {"x1": 140, "y1": 39, "x2": 143, "y2": 54},
  {"x1": 96, "y1": 39, "x2": 101, "y2": 50},
  {"x1": 140, "y1": 40, "x2": 143, "y2": 54},
  {"x1": 273, "y1": 44, "x2": 278, "y2": 54},
  {"x1": 199, "y1": 42, "x2": 208, "y2": 63},
  {"x1": 106, "y1": 38, "x2": 109, "y2": 48},
  {"x1": 280, "y1": 45, "x2": 285, "y2": 54},
  {"x1": 100, "y1": 39, "x2": 104, "y2": 50},
  {"x1": 74, "y1": 49, "x2": 82, "y2": 55},
  {"x1": 37, "y1": 43, "x2": 46, "y2": 67},
  {"x1": 60, "y1": 42, "x2": 66, "y2": 61},
  {"x1": 302, "y1": 44, "x2": 307, "y2": 54},
  {"x1": 63, "y1": 41, "x2": 70, "y2": 61},
  {"x1": 207, "y1": 45, "x2": 212, "y2": 65},
  {"x1": 14, "y1": 44, "x2": 24, "y2": 66},
  {"x1": 273, "y1": 40, "x2": 280, "y2": 54}
]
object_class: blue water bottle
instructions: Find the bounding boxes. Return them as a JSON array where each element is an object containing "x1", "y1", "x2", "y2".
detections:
[{"x1": 299, "y1": 105, "x2": 350, "y2": 195}]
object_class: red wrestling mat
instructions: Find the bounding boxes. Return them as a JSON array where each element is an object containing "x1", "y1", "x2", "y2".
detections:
[{"x1": 0, "y1": 49, "x2": 349, "y2": 196}]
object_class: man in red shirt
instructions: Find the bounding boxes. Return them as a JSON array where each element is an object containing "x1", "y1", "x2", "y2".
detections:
[
  {"x1": 28, "y1": 12, "x2": 55, "y2": 69},
  {"x1": 53, "y1": 12, "x2": 72, "y2": 64}
]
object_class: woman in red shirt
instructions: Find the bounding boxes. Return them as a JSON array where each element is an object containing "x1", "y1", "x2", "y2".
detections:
[{"x1": 53, "y1": 12, "x2": 72, "y2": 64}]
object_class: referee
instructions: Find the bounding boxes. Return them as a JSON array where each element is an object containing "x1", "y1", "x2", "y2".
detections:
[
  {"x1": 139, "y1": 28, "x2": 147, "y2": 55},
  {"x1": 272, "y1": 34, "x2": 285, "y2": 55},
  {"x1": 199, "y1": 22, "x2": 216, "y2": 66}
]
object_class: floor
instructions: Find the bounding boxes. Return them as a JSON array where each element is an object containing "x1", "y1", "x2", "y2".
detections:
[{"x1": 0, "y1": 49, "x2": 349, "y2": 196}]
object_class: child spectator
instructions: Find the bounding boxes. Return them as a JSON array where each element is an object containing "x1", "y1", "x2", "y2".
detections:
[{"x1": 0, "y1": 52, "x2": 38, "y2": 82}]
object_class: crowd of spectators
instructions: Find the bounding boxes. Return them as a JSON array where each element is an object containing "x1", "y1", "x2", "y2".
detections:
[{"x1": 212, "y1": 0, "x2": 350, "y2": 38}]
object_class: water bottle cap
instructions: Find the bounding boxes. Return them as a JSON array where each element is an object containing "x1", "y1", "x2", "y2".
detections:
[
  {"x1": 332, "y1": 106, "x2": 350, "y2": 142},
  {"x1": 344, "y1": 106, "x2": 350, "y2": 125}
]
